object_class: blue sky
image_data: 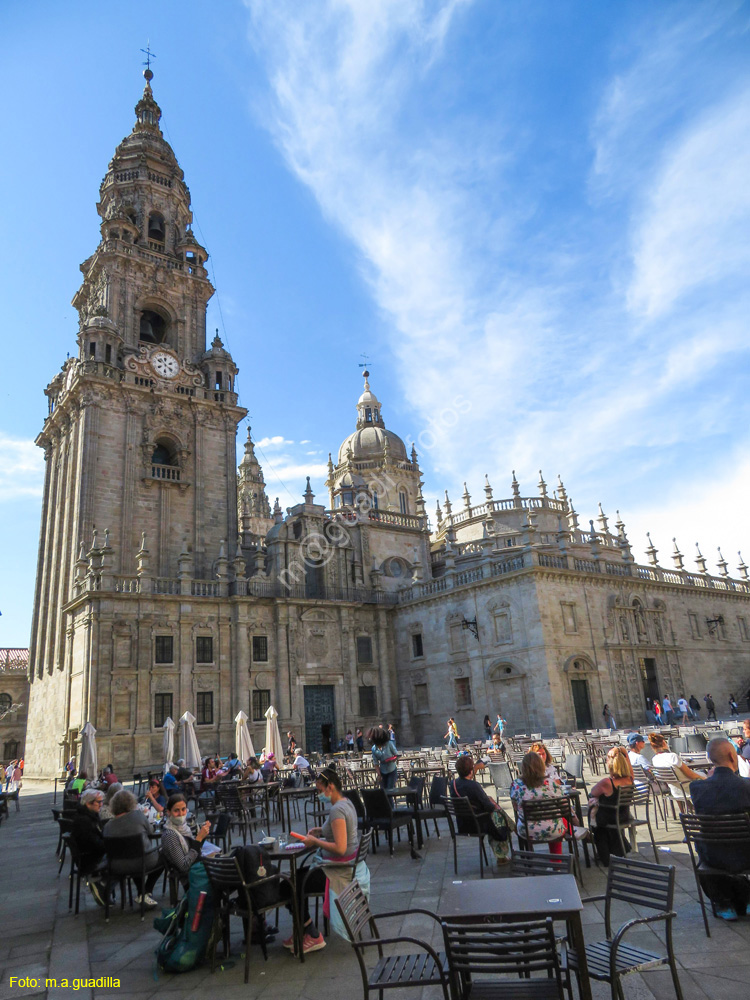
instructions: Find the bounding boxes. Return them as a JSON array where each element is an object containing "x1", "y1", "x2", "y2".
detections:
[{"x1": 2, "y1": 1, "x2": 750, "y2": 645}]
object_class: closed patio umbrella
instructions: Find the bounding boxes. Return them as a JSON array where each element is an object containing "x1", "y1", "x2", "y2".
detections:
[
  {"x1": 264, "y1": 705, "x2": 284, "y2": 763},
  {"x1": 179, "y1": 711, "x2": 201, "y2": 769},
  {"x1": 162, "y1": 717, "x2": 175, "y2": 772},
  {"x1": 235, "y1": 710, "x2": 255, "y2": 762},
  {"x1": 79, "y1": 721, "x2": 98, "y2": 780}
]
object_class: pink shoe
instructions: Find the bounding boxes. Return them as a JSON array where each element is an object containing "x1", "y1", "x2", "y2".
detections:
[
  {"x1": 282, "y1": 934, "x2": 295, "y2": 950},
  {"x1": 302, "y1": 932, "x2": 326, "y2": 953}
]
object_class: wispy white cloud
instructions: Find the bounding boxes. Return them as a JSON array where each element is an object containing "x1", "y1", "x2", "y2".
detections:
[
  {"x1": 627, "y1": 90, "x2": 750, "y2": 318},
  {"x1": 245, "y1": 1, "x2": 750, "y2": 561},
  {"x1": 0, "y1": 435, "x2": 44, "y2": 501}
]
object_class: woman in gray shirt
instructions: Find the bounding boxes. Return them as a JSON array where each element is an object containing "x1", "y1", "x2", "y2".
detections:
[
  {"x1": 103, "y1": 789, "x2": 163, "y2": 905},
  {"x1": 283, "y1": 767, "x2": 359, "y2": 955}
]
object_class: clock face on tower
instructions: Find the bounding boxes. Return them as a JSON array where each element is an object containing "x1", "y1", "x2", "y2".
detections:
[{"x1": 151, "y1": 351, "x2": 180, "y2": 379}]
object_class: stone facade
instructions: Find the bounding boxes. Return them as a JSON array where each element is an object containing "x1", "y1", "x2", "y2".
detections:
[
  {"x1": 0, "y1": 649, "x2": 29, "y2": 765},
  {"x1": 25, "y1": 72, "x2": 750, "y2": 777}
]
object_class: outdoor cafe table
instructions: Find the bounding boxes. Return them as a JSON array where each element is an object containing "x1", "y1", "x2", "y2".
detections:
[
  {"x1": 259, "y1": 841, "x2": 314, "y2": 962},
  {"x1": 279, "y1": 786, "x2": 317, "y2": 833},
  {"x1": 440, "y1": 873, "x2": 592, "y2": 1000},
  {"x1": 385, "y1": 786, "x2": 425, "y2": 850}
]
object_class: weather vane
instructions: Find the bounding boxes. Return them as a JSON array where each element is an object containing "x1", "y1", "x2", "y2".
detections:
[
  {"x1": 141, "y1": 43, "x2": 157, "y2": 75},
  {"x1": 358, "y1": 353, "x2": 371, "y2": 374}
]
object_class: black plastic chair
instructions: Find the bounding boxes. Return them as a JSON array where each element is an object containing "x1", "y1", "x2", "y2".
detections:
[
  {"x1": 301, "y1": 829, "x2": 374, "y2": 936},
  {"x1": 413, "y1": 775, "x2": 448, "y2": 838},
  {"x1": 102, "y1": 833, "x2": 149, "y2": 922},
  {"x1": 63, "y1": 833, "x2": 86, "y2": 915},
  {"x1": 597, "y1": 783, "x2": 659, "y2": 863},
  {"x1": 563, "y1": 856, "x2": 684, "y2": 1000},
  {"x1": 517, "y1": 797, "x2": 582, "y2": 881},
  {"x1": 343, "y1": 788, "x2": 367, "y2": 833},
  {"x1": 509, "y1": 849, "x2": 574, "y2": 877},
  {"x1": 442, "y1": 796, "x2": 490, "y2": 878},
  {"x1": 560, "y1": 754, "x2": 589, "y2": 797},
  {"x1": 203, "y1": 854, "x2": 296, "y2": 984},
  {"x1": 442, "y1": 915, "x2": 565, "y2": 1000},
  {"x1": 335, "y1": 878, "x2": 450, "y2": 1000},
  {"x1": 361, "y1": 788, "x2": 416, "y2": 857},
  {"x1": 680, "y1": 811, "x2": 750, "y2": 937},
  {"x1": 685, "y1": 733, "x2": 708, "y2": 753}
]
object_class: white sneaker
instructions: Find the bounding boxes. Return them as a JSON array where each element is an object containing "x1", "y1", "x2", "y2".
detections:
[{"x1": 135, "y1": 893, "x2": 159, "y2": 907}]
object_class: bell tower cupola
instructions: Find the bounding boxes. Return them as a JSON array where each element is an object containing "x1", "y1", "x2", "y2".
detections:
[{"x1": 73, "y1": 66, "x2": 212, "y2": 366}]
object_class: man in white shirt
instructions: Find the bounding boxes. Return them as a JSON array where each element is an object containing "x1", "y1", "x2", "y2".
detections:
[
  {"x1": 677, "y1": 697, "x2": 690, "y2": 724},
  {"x1": 293, "y1": 752, "x2": 310, "y2": 771},
  {"x1": 627, "y1": 733, "x2": 653, "y2": 770}
]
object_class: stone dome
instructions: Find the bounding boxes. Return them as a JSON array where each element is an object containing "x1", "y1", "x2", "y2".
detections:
[{"x1": 338, "y1": 427, "x2": 408, "y2": 464}]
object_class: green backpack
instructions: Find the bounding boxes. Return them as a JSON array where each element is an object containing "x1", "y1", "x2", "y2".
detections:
[{"x1": 155, "y1": 862, "x2": 216, "y2": 973}]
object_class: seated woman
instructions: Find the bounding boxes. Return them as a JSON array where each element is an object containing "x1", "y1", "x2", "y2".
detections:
[
  {"x1": 103, "y1": 789, "x2": 163, "y2": 906},
  {"x1": 285, "y1": 767, "x2": 360, "y2": 956},
  {"x1": 588, "y1": 747, "x2": 633, "y2": 866},
  {"x1": 530, "y1": 742, "x2": 560, "y2": 781},
  {"x1": 99, "y1": 782, "x2": 124, "y2": 821},
  {"x1": 144, "y1": 778, "x2": 166, "y2": 814},
  {"x1": 261, "y1": 753, "x2": 279, "y2": 782},
  {"x1": 511, "y1": 751, "x2": 584, "y2": 855},
  {"x1": 649, "y1": 733, "x2": 705, "y2": 809},
  {"x1": 241, "y1": 757, "x2": 264, "y2": 785},
  {"x1": 160, "y1": 794, "x2": 214, "y2": 887}
]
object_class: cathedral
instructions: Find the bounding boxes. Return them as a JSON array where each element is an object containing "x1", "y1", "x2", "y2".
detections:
[{"x1": 25, "y1": 72, "x2": 750, "y2": 776}]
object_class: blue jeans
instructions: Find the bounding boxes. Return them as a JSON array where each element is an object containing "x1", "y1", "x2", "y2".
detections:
[
  {"x1": 381, "y1": 769, "x2": 397, "y2": 790},
  {"x1": 448, "y1": 734, "x2": 457, "y2": 749}
]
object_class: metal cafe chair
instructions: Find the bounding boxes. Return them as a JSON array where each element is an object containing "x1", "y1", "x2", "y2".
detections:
[
  {"x1": 335, "y1": 878, "x2": 450, "y2": 1000},
  {"x1": 563, "y1": 856, "x2": 684, "y2": 1000},
  {"x1": 680, "y1": 811, "x2": 750, "y2": 937}
]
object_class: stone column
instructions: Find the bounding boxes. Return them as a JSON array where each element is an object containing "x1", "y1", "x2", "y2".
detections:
[{"x1": 376, "y1": 608, "x2": 393, "y2": 716}]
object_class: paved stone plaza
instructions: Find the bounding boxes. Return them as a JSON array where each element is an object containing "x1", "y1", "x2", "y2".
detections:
[{"x1": 1, "y1": 779, "x2": 748, "y2": 1000}]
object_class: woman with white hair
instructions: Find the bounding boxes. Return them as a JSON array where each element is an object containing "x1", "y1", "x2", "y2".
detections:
[{"x1": 103, "y1": 789, "x2": 163, "y2": 906}]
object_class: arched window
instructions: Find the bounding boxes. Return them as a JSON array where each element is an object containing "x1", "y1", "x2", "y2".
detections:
[
  {"x1": 148, "y1": 212, "x2": 165, "y2": 244},
  {"x1": 3, "y1": 739, "x2": 19, "y2": 759},
  {"x1": 398, "y1": 490, "x2": 408, "y2": 515},
  {"x1": 151, "y1": 443, "x2": 174, "y2": 466},
  {"x1": 139, "y1": 309, "x2": 166, "y2": 344},
  {"x1": 150, "y1": 439, "x2": 181, "y2": 481},
  {"x1": 0, "y1": 693, "x2": 12, "y2": 713}
]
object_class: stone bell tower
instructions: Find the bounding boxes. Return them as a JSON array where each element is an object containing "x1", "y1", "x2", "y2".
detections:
[{"x1": 26, "y1": 68, "x2": 246, "y2": 773}]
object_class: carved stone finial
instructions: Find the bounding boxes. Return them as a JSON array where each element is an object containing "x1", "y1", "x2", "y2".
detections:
[
  {"x1": 695, "y1": 542, "x2": 708, "y2": 574},
  {"x1": 672, "y1": 537, "x2": 685, "y2": 570},
  {"x1": 462, "y1": 482, "x2": 472, "y2": 509},
  {"x1": 645, "y1": 532, "x2": 659, "y2": 567},
  {"x1": 484, "y1": 474, "x2": 493, "y2": 501},
  {"x1": 738, "y1": 551, "x2": 749, "y2": 580},
  {"x1": 717, "y1": 547, "x2": 729, "y2": 577},
  {"x1": 538, "y1": 470, "x2": 548, "y2": 499},
  {"x1": 304, "y1": 477, "x2": 315, "y2": 504}
]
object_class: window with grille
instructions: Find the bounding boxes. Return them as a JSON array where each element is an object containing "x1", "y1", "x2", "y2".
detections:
[
  {"x1": 252, "y1": 689, "x2": 271, "y2": 722},
  {"x1": 455, "y1": 677, "x2": 472, "y2": 708},
  {"x1": 196, "y1": 636, "x2": 213, "y2": 663},
  {"x1": 154, "y1": 693, "x2": 173, "y2": 727},
  {"x1": 359, "y1": 685, "x2": 378, "y2": 717},
  {"x1": 411, "y1": 633, "x2": 424, "y2": 658},
  {"x1": 197, "y1": 692, "x2": 214, "y2": 725},
  {"x1": 252, "y1": 636, "x2": 268, "y2": 662},
  {"x1": 356, "y1": 636, "x2": 373, "y2": 663},
  {"x1": 155, "y1": 635, "x2": 174, "y2": 664}
]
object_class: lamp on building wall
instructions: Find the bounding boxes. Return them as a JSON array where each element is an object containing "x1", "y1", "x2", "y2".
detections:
[
  {"x1": 461, "y1": 617, "x2": 479, "y2": 640},
  {"x1": 705, "y1": 615, "x2": 724, "y2": 637}
]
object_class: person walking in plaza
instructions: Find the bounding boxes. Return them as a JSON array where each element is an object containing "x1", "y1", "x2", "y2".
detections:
[
  {"x1": 371, "y1": 727, "x2": 398, "y2": 789},
  {"x1": 444, "y1": 717, "x2": 459, "y2": 749},
  {"x1": 602, "y1": 704, "x2": 616, "y2": 729},
  {"x1": 355, "y1": 727, "x2": 364, "y2": 752},
  {"x1": 483, "y1": 715, "x2": 492, "y2": 740},
  {"x1": 493, "y1": 714, "x2": 506, "y2": 737},
  {"x1": 729, "y1": 693, "x2": 739, "y2": 716},
  {"x1": 677, "y1": 696, "x2": 690, "y2": 725},
  {"x1": 704, "y1": 694, "x2": 717, "y2": 721},
  {"x1": 662, "y1": 695, "x2": 673, "y2": 725},
  {"x1": 653, "y1": 699, "x2": 661, "y2": 724},
  {"x1": 4, "y1": 760, "x2": 15, "y2": 792},
  {"x1": 387, "y1": 723, "x2": 397, "y2": 747},
  {"x1": 689, "y1": 694, "x2": 701, "y2": 720}
]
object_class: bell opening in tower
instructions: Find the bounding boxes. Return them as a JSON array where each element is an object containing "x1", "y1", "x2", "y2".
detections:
[{"x1": 139, "y1": 309, "x2": 167, "y2": 344}]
